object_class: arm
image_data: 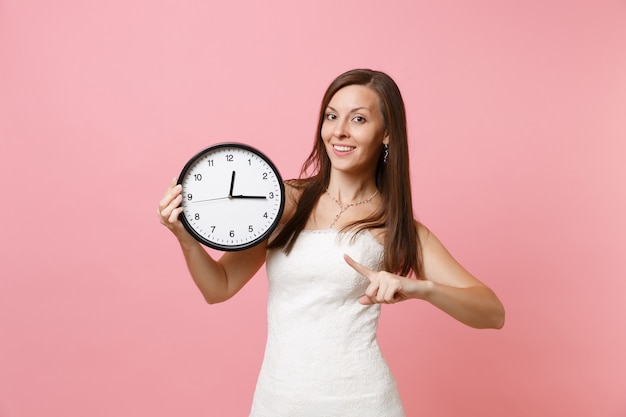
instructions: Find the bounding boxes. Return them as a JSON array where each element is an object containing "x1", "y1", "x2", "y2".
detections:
[
  {"x1": 415, "y1": 225, "x2": 505, "y2": 329},
  {"x1": 157, "y1": 178, "x2": 268, "y2": 304},
  {"x1": 344, "y1": 224, "x2": 505, "y2": 329},
  {"x1": 178, "y1": 236, "x2": 268, "y2": 304}
]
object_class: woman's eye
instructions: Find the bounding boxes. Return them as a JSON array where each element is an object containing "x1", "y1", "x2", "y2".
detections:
[
  {"x1": 325, "y1": 113, "x2": 337, "y2": 120},
  {"x1": 353, "y1": 115, "x2": 366, "y2": 123}
]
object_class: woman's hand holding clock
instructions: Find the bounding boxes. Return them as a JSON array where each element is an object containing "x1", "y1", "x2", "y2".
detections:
[{"x1": 158, "y1": 178, "x2": 191, "y2": 241}]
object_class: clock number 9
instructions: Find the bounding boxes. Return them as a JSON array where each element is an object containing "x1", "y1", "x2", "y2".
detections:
[{"x1": 187, "y1": 193, "x2": 193, "y2": 201}]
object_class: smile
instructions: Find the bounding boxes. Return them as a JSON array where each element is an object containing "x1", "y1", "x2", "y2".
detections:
[{"x1": 333, "y1": 145, "x2": 355, "y2": 153}]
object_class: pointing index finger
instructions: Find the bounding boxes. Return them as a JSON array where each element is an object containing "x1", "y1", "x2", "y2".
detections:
[{"x1": 343, "y1": 254, "x2": 373, "y2": 281}]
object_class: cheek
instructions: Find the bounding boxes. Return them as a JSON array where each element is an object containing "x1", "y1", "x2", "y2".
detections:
[{"x1": 320, "y1": 124, "x2": 332, "y2": 142}]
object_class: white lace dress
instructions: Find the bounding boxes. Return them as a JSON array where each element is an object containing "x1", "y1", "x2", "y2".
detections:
[{"x1": 249, "y1": 229, "x2": 406, "y2": 417}]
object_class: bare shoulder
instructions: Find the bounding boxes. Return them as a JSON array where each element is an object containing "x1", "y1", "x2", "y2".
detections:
[
  {"x1": 415, "y1": 221, "x2": 432, "y2": 243},
  {"x1": 415, "y1": 220, "x2": 451, "y2": 260}
]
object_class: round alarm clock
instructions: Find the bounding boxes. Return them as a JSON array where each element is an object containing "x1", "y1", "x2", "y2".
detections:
[{"x1": 177, "y1": 143, "x2": 285, "y2": 251}]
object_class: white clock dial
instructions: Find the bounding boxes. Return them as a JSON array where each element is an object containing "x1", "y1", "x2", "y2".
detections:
[{"x1": 177, "y1": 143, "x2": 285, "y2": 251}]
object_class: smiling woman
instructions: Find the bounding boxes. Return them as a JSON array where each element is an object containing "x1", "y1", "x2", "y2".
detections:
[
  {"x1": 321, "y1": 84, "x2": 389, "y2": 180},
  {"x1": 157, "y1": 68, "x2": 505, "y2": 416},
  {"x1": 2, "y1": 0, "x2": 625, "y2": 416}
]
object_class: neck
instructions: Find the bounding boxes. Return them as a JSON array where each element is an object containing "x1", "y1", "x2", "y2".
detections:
[{"x1": 326, "y1": 177, "x2": 378, "y2": 206}]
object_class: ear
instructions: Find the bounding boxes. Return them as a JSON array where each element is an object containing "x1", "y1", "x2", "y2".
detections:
[{"x1": 383, "y1": 133, "x2": 390, "y2": 146}]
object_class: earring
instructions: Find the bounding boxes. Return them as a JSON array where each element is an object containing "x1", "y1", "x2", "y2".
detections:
[{"x1": 383, "y1": 143, "x2": 388, "y2": 163}]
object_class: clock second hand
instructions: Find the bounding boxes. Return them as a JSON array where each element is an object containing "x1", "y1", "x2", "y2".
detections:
[{"x1": 191, "y1": 196, "x2": 231, "y2": 203}]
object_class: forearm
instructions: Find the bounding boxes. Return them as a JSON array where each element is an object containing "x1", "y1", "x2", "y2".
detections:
[
  {"x1": 420, "y1": 281, "x2": 505, "y2": 329},
  {"x1": 414, "y1": 226, "x2": 505, "y2": 329},
  {"x1": 177, "y1": 233, "x2": 267, "y2": 304},
  {"x1": 159, "y1": 179, "x2": 265, "y2": 303},
  {"x1": 178, "y1": 237, "x2": 230, "y2": 304}
]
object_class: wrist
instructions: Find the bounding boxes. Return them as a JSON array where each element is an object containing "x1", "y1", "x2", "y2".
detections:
[
  {"x1": 177, "y1": 232, "x2": 200, "y2": 250},
  {"x1": 413, "y1": 279, "x2": 435, "y2": 301}
]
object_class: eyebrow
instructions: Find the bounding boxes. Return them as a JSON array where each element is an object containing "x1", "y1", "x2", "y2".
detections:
[{"x1": 326, "y1": 105, "x2": 370, "y2": 113}]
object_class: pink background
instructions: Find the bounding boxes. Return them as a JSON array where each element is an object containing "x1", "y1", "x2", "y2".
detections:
[{"x1": 1, "y1": 1, "x2": 625, "y2": 416}]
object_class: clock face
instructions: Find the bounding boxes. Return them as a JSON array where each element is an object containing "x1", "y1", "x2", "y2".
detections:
[{"x1": 177, "y1": 143, "x2": 285, "y2": 251}]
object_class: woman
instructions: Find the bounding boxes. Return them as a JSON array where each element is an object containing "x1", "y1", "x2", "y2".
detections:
[{"x1": 158, "y1": 69, "x2": 505, "y2": 416}]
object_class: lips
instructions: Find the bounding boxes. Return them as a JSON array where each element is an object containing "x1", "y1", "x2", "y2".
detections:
[{"x1": 333, "y1": 144, "x2": 355, "y2": 153}]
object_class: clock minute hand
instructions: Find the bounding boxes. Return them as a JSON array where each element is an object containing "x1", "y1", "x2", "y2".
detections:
[{"x1": 231, "y1": 194, "x2": 267, "y2": 199}]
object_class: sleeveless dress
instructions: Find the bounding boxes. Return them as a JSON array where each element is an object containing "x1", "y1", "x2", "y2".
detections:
[{"x1": 249, "y1": 229, "x2": 406, "y2": 417}]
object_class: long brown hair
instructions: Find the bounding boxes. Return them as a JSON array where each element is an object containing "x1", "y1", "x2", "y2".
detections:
[{"x1": 268, "y1": 69, "x2": 422, "y2": 277}]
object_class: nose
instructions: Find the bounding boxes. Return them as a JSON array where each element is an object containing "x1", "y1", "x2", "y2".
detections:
[{"x1": 333, "y1": 118, "x2": 349, "y2": 139}]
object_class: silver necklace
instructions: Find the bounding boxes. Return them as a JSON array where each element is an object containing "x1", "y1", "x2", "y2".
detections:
[{"x1": 326, "y1": 189, "x2": 379, "y2": 228}]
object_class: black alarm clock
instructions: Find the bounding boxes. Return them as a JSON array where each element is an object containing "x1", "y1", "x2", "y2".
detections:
[{"x1": 177, "y1": 143, "x2": 285, "y2": 251}]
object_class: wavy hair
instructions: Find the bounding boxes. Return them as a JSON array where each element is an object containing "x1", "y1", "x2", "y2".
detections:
[{"x1": 268, "y1": 69, "x2": 422, "y2": 277}]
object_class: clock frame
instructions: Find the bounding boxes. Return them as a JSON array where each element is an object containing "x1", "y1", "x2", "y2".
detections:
[{"x1": 177, "y1": 143, "x2": 285, "y2": 251}]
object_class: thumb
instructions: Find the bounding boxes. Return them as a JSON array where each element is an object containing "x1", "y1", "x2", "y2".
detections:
[{"x1": 359, "y1": 295, "x2": 374, "y2": 305}]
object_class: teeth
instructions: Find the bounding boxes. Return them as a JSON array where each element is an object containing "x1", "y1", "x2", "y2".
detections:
[{"x1": 334, "y1": 145, "x2": 354, "y2": 152}]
